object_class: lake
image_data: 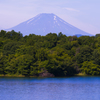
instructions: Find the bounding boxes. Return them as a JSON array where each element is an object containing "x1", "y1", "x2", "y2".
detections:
[{"x1": 0, "y1": 76, "x2": 100, "y2": 100}]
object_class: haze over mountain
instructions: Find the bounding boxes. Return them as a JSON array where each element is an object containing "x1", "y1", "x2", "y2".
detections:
[{"x1": 6, "y1": 13, "x2": 92, "y2": 36}]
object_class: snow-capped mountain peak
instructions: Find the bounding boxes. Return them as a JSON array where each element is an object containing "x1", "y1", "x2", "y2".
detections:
[{"x1": 6, "y1": 13, "x2": 92, "y2": 36}]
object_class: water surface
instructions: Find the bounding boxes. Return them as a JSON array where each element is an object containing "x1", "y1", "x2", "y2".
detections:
[{"x1": 0, "y1": 76, "x2": 100, "y2": 100}]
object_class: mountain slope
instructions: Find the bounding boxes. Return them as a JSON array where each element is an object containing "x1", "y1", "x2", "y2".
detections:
[{"x1": 6, "y1": 13, "x2": 92, "y2": 36}]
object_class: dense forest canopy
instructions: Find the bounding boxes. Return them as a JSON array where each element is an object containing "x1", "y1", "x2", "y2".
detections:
[{"x1": 0, "y1": 30, "x2": 100, "y2": 77}]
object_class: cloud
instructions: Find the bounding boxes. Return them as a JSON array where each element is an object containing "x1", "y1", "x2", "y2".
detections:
[{"x1": 64, "y1": 7, "x2": 80, "y2": 12}]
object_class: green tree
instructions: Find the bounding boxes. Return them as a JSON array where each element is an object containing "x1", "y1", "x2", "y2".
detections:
[
  {"x1": 81, "y1": 61, "x2": 100, "y2": 75},
  {"x1": 3, "y1": 42, "x2": 22, "y2": 55},
  {"x1": 75, "y1": 45, "x2": 93, "y2": 64},
  {"x1": 6, "y1": 54, "x2": 34, "y2": 76},
  {"x1": 0, "y1": 30, "x2": 6, "y2": 37},
  {"x1": 92, "y1": 49, "x2": 100, "y2": 65}
]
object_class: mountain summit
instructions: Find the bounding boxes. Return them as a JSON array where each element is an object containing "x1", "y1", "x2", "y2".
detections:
[{"x1": 6, "y1": 13, "x2": 91, "y2": 36}]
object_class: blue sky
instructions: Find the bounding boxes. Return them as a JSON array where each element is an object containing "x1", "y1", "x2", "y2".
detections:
[{"x1": 0, "y1": 0, "x2": 100, "y2": 35}]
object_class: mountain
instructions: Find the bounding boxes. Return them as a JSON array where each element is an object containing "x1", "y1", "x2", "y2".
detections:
[
  {"x1": 6, "y1": 13, "x2": 92, "y2": 36},
  {"x1": 75, "y1": 34, "x2": 83, "y2": 37}
]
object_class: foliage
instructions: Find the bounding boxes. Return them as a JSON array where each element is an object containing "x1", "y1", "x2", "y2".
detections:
[
  {"x1": 81, "y1": 61, "x2": 100, "y2": 75},
  {"x1": 0, "y1": 30, "x2": 100, "y2": 77}
]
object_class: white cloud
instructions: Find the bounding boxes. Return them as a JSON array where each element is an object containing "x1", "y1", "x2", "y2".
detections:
[{"x1": 64, "y1": 7, "x2": 80, "y2": 12}]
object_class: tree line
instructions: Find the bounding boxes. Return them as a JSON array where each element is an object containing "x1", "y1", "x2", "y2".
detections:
[{"x1": 0, "y1": 30, "x2": 100, "y2": 77}]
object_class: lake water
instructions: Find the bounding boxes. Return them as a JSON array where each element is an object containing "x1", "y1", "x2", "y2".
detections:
[{"x1": 0, "y1": 76, "x2": 100, "y2": 100}]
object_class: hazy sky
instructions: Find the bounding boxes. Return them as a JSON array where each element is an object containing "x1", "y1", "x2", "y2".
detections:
[{"x1": 0, "y1": 0, "x2": 100, "y2": 35}]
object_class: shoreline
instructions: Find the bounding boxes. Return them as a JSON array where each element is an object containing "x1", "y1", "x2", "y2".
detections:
[{"x1": 0, "y1": 73, "x2": 93, "y2": 78}]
